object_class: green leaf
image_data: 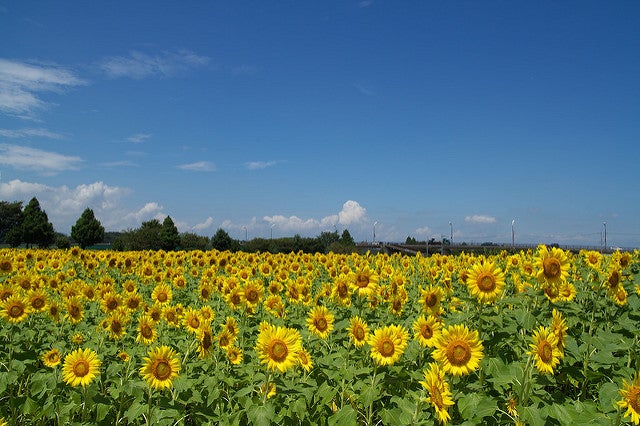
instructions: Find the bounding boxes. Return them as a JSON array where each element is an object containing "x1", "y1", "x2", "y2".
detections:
[
  {"x1": 457, "y1": 393, "x2": 497, "y2": 420},
  {"x1": 547, "y1": 403, "x2": 573, "y2": 424},
  {"x1": 359, "y1": 385, "x2": 379, "y2": 406},
  {"x1": 96, "y1": 402, "x2": 112, "y2": 422},
  {"x1": 291, "y1": 396, "x2": 307, "y2": 421},
  {"x1": 246, "y1": 402, "x2": 275, "y2": 426},
  {"x1": 598, "y1": 382, "x2": 619, "y2": 413},
  {"x1": 521, "y1": 405, "x2": 546, "y2": 426},
  {"x1": 328, "y1": 405, "x2": 358, "y2": 426},
  {"x1": 125, "y1": 401, "x2": 147, "y2": 422}
]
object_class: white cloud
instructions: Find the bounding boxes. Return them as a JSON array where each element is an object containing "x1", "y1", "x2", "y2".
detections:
[
  {"x1": 193, "y1": 217, "x2": 215, "y2": 232},
  {"x1": 102, "y1": 160, "x2": 138, "y2": 167},
  {"x1": 0, "y1": 58, "x2": 85, "y2": 117},
  {"x1": 101, "y1": 50, "x2": 210, "y2": 79},
  {"x1": 415, "y1": 226, "x2": 432, "y2": 237},
  {"x1": 246, "y1": 161, "x2": 276, "y2": 170},
  {"x1": 176, "y1": 161, "x2": 216, "y2": 172},
  {"x1": 0, "y1": 143, "x2": 82, "y2": 173},
  {"x1": 338, "y1": 200, "x2": 367, "y2": 225},
  {"x1": 263, "y1": 215, "x2": 321, "y2": 233},
  {"x1": 465, "y1": 215, "x2": 497, "y2": 224},
  {"x1": 0, "y1": 179, "x2": 49, "y2": 199},
  {"x1": 123, "y1": 202, "x2": 165, "y2": 224},
  {"x1": 127, "y1": 133, "x2": 151, "y2": 143},
  {"x1": 0, "y1": 128, "x2": 63, "y2": 139}
]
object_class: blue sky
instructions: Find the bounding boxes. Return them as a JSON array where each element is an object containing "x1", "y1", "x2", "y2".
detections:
[{"x1": 1, "y1": 1, "x2": 639, "y2": 247}]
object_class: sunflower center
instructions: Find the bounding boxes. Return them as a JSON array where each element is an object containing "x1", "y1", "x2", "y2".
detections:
[
  {"x1": 246, "y1": 289, "x2": 259, "y2": 303},
  {"x1": 538, "y1": 341, "x2": 553, "y2": 363},
  {"x1": 141, "y1": 325, "x2": 154, "y2": 338},
  {"x1": 69, "y1": 305, "x2": 81, "y2": 317},
  {"x1": 630, "y1": 388, "x2": 640, "y2": 412},
  {"x1": 337, "y1": 283, "x2": 349, "y2": 298},
  {"x1": 448, "y1": 342, "x2": 471, "y2": 366},
  {"x1": 189, "y1": 317, "x2": 200, "y2": 329},
  {"x1": 219, "y1": 334, "x2": 230, "y2": 347},
  {"x1": 425, "y1": 293, "x2": 438, "y2": 307},
  {"x1": 379, "y1": 338, "x2": 395, "y2": 357},
  {"x1": 356, "y1": 274, "x2": 370, "y2": 288},
  {"x1": 431, "y1": 387, "x2": 444, "y2": 409},
  {"x1": 111, "y1": 321, "x2": 122, "y2": 334},
  {"x1": 354, "y1": 325, "x2": 365, "y2": 340},
  {"x1": 153, "y1": 360, "x2": 172, "y2": 380},
  {"x1": 420, "y1": 324, "x2": 433, "y2": 339},
  {"x1": 202, "y1": 332, "x2": 212, "y2": 350},
  {"x1": 9, "y1": 304, "x2": 24, "y2": 318},
  {"x1": 157, "y1": 292, "x2": 168, "y2": 303},
  {"x1": 477, "y1": 274, "x2": 496, "y2": 292},
  {"x1": 107, "y1": 299, "x2": 118, "y2": 310},
  {"x1": 315, "y1": 317, "x2": 328, "y2": 332},
  {"x1": 608, "y1": 272, "x2": 620, "y2": 288},
  {"x1": 269, "y1": 340, "x2": 288, "y2": 362},
  {"x1": 73, "y1": 360, "x2": 89, "y2": 377},
  {"x1": 542, "y1": 258, "x2": 561, "y2": 279},
  {"x1": 32, "y1": 298, "x2": 45, "y2": 309}
]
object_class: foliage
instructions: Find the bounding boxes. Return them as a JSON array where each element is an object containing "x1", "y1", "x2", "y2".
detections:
[
  {"x1": 2, "y1": 246, "x2": 638, "y2": 424},
  {"x1": 211, "y1": 228, "x2": 238, "y2": 252},
  {"x1": 20, "y1": 197, "x2": 55, "y2": 248},
  {"x1": 159, "y1": 216, "x2": 180, "y2": 251},
  {"x1": 71, "y1": 208, "x2": 105, "y2": 249},
  {"x1": 0, "y1": 201, "x2": 23, "y2": 244},
  {"x1": 179, "y1": 232, "x2": 210, "y2": 251}
]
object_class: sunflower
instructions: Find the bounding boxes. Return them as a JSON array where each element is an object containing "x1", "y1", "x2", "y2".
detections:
[
  {"x1": 27, "y1": 289, "x2": 48, "y2": 312},
  {"x1": 413, "y1": 315, "x2": 442, "y2": 348},
  {"x1": 243, "y1": 279, "x2": 264, "y2": 308},
  {"x1": 223, "y1": 316, "x2": 239, "y2": 339},
  {"x1": 420, "y1": 362, "x2": 454, "y2": 425},
  {"x1": 618, "y1": 372, "x2": 640, "y2": 425},
  {"x1": 347, "y1": 316, "x2": 369, "y2": 347},
  {"x1": 182, "y1": 307, "x2": 203, "y2": 334},
  {"x1": 549, "y1": 309, "x2": 568, "y2": 356},
  {"x1": 151, "y1": 283, "x2": 172, "y2": 305},
  {"x1": 433, "y1": 324, "x2": 484, "y2": 376},
  {"x1": 217, "y1": 328, "x2": 236, "y2": 350},
  {"x1": 64, "y1": 297, "x2": 84, "y2": 324},
  {"x1": 535, "y1": 245, "x2": 570, "y2": 286},
  {"x1": 140, "y1": 345, "x2": 181, "y2": 390},
  {"x1": 528, "y1": 326, "x2": 562, "y2": 375},
  {"x1": 466, "y1": 261, "x2": 506, "y2": 303},
  {"x1": 137, "y1": 314, "x2": 158, "y2": 345},
  {"x1": 0, "y1": 257, "x2": 12, "y2": 274},
  {"x1": 264, "y1": 294, "x2": 286, "y2": 318},
  {"x1": 418, "y1": 285, "x2": 444, "y2": 316},
  {"x1": 612, "y1": 285, "x2": 628, "y2": 306},
  {"x1": 297, "y1": 348, "x2": 313, "y2": 372},
  {"x1": 255, "y1": 324, "x2": 302, "y2": 372},
  {"x1": 62, "y1": 348, "x2": 101, "y2": 387},
  {"x1": 306, "y1": 305, "x2": 335, "y2": 339},
  {"x1": 100, "y1": 291, "x2": 122, "y2": 314},
  {"x1": 349, "y1": 266, "x2": 379, "y2": 297},
  {"x1": 367, "y1": 324, "x2": 409, "y2": 366},
  {"x1": 42, "y1": 348, "x2": 62, "y2": 367},
  {"x1": 118, "y1": 351, "x2": 131, "y2": 362},
  {"x1": 226, "y1": 345, "x2": 243, "y2": 365},
  {"x1": 197, "y1": 324, "x2": 215, "y2": 358},
  {"x1": 0, "y1": 294, "x2": 30, "y2": 323},
  {"x1": 332, "y1": 274, "x2": 352, "y2": 306},
  {"x1": 104, "y1": 312, "x2": 129, "y2": 340}
]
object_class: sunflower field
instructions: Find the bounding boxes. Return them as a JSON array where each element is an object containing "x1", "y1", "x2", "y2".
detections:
[{"x1": 0, "y1": 246, "x2": 639, "y2": 425}]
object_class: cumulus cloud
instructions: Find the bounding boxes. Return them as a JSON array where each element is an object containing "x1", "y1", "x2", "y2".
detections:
[
  {"x1": 263, "y1": 200, "x2": 369, "y2": 235},
  {"x1": 0, "y1": 128, "x2": 63, "y2": 139},
  {"x1": 123, "y1": 202, "x2": 165, "y2": 224},
  {"x1": 0, "y1": 144, "x2": 82, "y2": 173},
  {"x1": 193, "y1": 217, "x2": 215, "y2": 232},
  {"x1": 246, "y1": 161, "x2": 276, "y2": 170},
  {"x1": 176, "y1": 161, "x2": 216, "y2": 172},
  {"x1": 338, "y1": 200, "x2": 367, "y2": 225},
  {"x1": 101, "y1": 50, "x2": 210, "y2": 79},
  {"x1": 465, "y1": 215, "x2": 497, "y2": 224},
  {"x1": 0, "y1": 58, "x2": 86, "y2": 117},
  {"x1": 415, "y1": 226, "x2": 432, "y2": 237}
]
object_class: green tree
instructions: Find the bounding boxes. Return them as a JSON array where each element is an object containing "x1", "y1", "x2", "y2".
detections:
[
  {"x1": 211, "y1": 228, "x2": 235, "y2": 251},
  {"x1": 160, "y1": 216, "x2": 180, "y2": 250},
  {"x1": 137, "y1": 219, "x2": 162, "y2": 250},
  {"x1": 0, "y1": 201, "x2": 23, "y2": 244},
  {"x1": 21, "y1": 197, "x2": 55, "y2": 248},
  {"x1": 340, "y1": 229, "x2": 355, "y2": 246},
  {"x1": 180, "y1": 232, "x2": 210, "y2": 251},
  {"x1": 71, "y1": 208, "x2": 105, "y2": 248}
]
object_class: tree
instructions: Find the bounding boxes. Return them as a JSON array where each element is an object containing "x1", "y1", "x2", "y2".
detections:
[
  {"x1": 160, "y1": 216, "x2": 180, "y2": 251},
  {"x1": 137, "y1": 220, "x2": 162, "y2": 250},
  {"x1": 71, "y1": 208, "x2": 105, "y2": 248},
  {"x1": 340, "y1": 229, "x2": 355, "y2": 246},
  {"x1": 0, "y1": 201, "x2": 23, "y2": 244},
  {"x1": 180, "y1": 233, "x2": 210, "y2": 251},
  {"x1": 211, "y1": 228, "x2": 235, "y2": 251},
  {"x1": 21, "y1": 197, "x2": 55, "y2": 248}
]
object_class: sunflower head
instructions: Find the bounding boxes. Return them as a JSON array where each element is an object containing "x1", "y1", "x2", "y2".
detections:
[
  {"x1": 347, "y1": 316, "x2": 369, "y2": 347},
  {"x1": 306, "y1": 305, "x2": 335, "y2": 339},
  {"x1": 140, "y1": 345, "x2": 181, "y2": 390},
  {"x1": 62, "y1": 348, "x2": 101, "y2": 387},
  {"x1": 255, "y1": 324, "x2": 302, "y2": 372},
  {"x1": 618, "y1": 373, "x2": 640, "y2": 425},
  {"x1": 367, "y1": 324, "x2": 409, "y2": 366},
  {"x1": 42, "y1": 348, "x2": 62, "y2": 367},
  {"x1": 433, "y1": 323, "x2": 484, "y2": 376},
  {"x1": 528, "y1": 326, "x2": 562, "y2": 375},
  {"x1": 467, "y1": 261, "x2": 506, "y2": 304}
]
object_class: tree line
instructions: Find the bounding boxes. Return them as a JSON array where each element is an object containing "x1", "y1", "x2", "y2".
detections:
[{"x1": 0, "y1": 198, "x2": 357, "y2": 253}]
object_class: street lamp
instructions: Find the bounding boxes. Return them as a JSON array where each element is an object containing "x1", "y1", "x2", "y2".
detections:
[
  {"x1": 242, "y1": 226, "x2": 247, "y2": 241},
  {"x1": 449, "y1": 222, "x2": 453, "y2": 245},
  {"x1": 511, "y1": 219, "x2": 515, "y2": 247},
  {"x1": 373, "y1": 221, "x2": 378, "y2": 244},
  {"x1": 603, "y1": 222, "x2": 607, "y2": 250},
  {"x1": 270, "y1": 223, "x2": 275, "y2": 239}
]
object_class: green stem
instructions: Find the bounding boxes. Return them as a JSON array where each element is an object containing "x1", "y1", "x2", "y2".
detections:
[{"x1": 146, "y1": 387, "x2": 154, "y2": 426}]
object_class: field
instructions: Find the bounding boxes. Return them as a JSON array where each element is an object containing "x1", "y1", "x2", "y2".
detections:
[{"x1": 0, "y1": 246, "x2": 639, "y2": 425}]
